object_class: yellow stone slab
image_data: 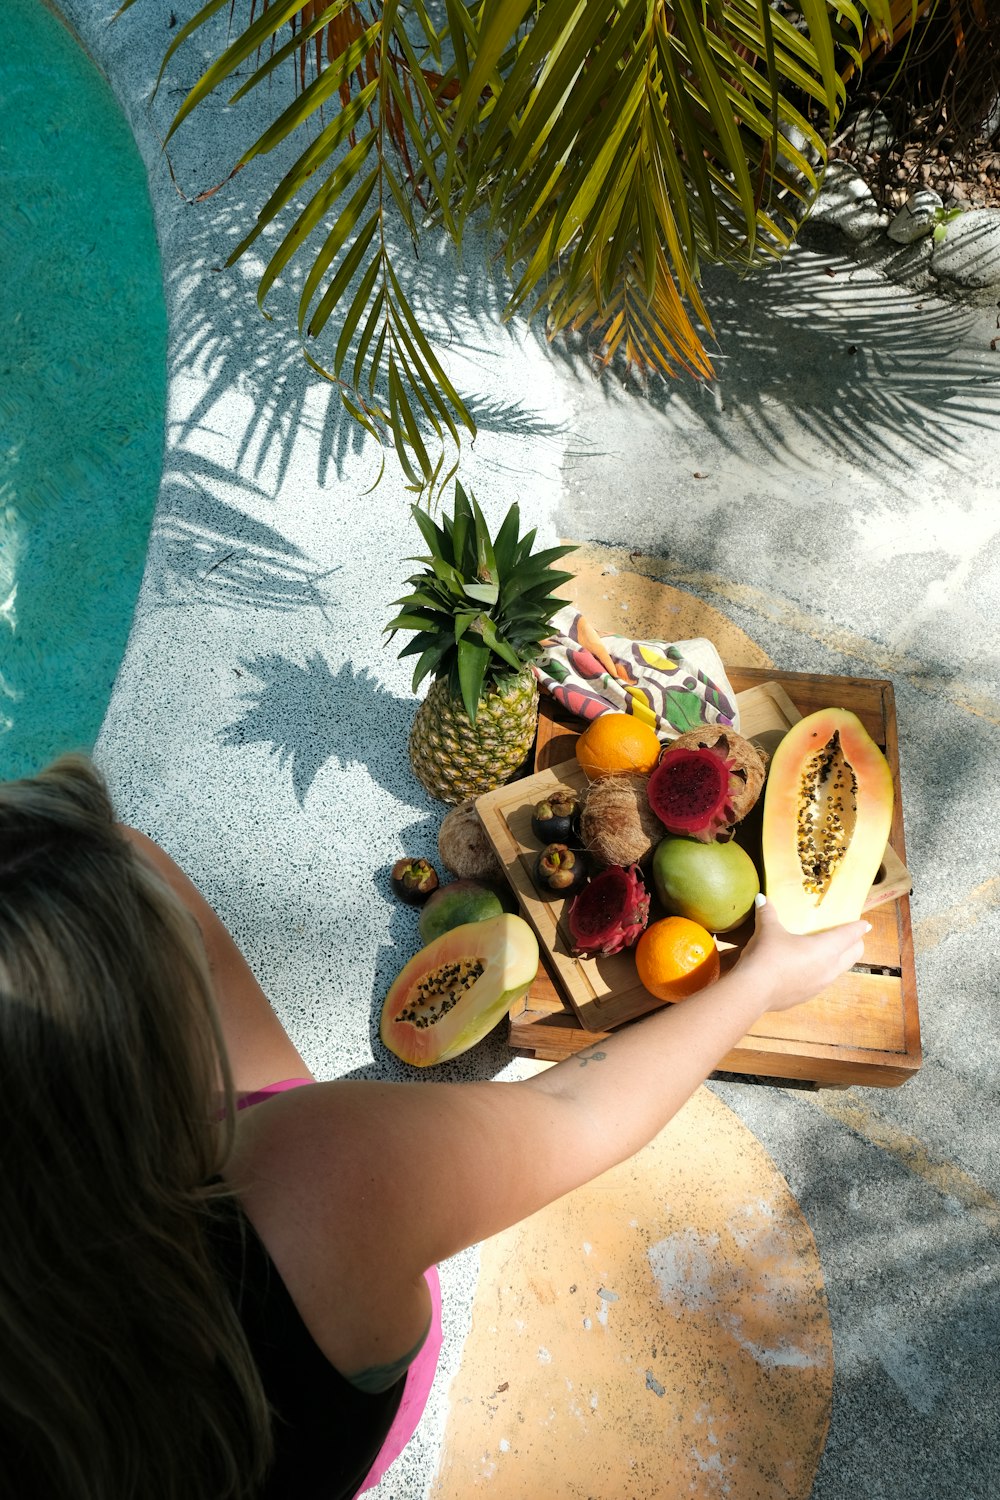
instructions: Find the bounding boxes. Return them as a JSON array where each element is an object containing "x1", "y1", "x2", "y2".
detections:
[{"x1": 432, "y1": 1082, "x2": 832, "y2": 1500}]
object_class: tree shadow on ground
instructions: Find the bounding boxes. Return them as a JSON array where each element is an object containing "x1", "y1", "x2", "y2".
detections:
[
  {"x1": 545, "y1": 241, "x2": 1000, "y2": 483},
  {"x1": 220, "y1": 651, "x2": 427, "y2": 809},
  {"x1": 711, "y1": 1069, "x2": 1000, "y2": 1500},
  {"x1": 144, "y1": 449, "x2": 342, "y2": 613},
  {"x1": 106, "y1": 0, "x2": 1000, "y2": 506},
  {"x1": 801, "y1": 1114, "x2": 999, "y2": 1500}
]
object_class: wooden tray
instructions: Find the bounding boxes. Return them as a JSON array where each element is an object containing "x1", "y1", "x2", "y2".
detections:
[
  {"x1": 501, "y1": 667, "x2": 921, "y2": 1088},
  {"x1": 477, "y1": 759, "x2": 659, "y2": 1030}
]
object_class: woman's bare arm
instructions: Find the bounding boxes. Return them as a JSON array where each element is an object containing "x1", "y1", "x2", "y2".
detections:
[
  {"x1": 523, "y1": 897, "x2": 869, "y2": 1165},
  {"x1": 233, "y1": 900, "x2": 868, "y2": 1380}
]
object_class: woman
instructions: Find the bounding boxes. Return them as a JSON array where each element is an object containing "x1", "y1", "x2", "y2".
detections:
[{"x1": 0, "y1": 755, "x2": 869, "y2": 1499}]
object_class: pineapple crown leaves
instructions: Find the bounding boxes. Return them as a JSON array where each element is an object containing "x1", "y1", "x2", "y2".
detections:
[{"x1": 385, "y1": 482, "x2": 576, "y2": 724}]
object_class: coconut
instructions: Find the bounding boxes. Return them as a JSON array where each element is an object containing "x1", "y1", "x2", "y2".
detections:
[
  {"x1": 579, "y1": 774, "x2": 666, "y2": 870},
  {"x1": 659, "y1": 727, "x2": 767, "y2": 821},
  {"x1": 438, "y1": 799, "x2": 503, "y2": 881}
]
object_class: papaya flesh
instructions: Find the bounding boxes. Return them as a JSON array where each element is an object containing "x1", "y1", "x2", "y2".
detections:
[
  {"x1": 380, "y1": 914, "x2": 539, "y2": 1066},
  {"x1": 761, "y1": 708, "x2": 893, "y2": 934}
]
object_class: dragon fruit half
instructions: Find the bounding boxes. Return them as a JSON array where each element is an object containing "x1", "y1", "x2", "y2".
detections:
[
  {"x1": 646, "y1": 741, "x2": 742, "y2": 843},
  {"x1": 567, "y1": 864, "x2": 650, "y2": 958}
]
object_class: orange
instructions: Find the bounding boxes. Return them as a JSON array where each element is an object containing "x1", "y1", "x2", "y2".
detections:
[
  {"x1": 634, "y1": 916, "x2": 721, "y2": 1002},
  {"x1": 575, "y1": 713, "x2": 662, "y2": 780}
]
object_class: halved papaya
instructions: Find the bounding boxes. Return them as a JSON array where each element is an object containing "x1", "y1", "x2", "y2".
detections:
[
  {"x1": 761, "y1": 708, "x2": 894, "y2": 934},
  {"x1": 380, "y1": 914, "x2": 539, "y2": 1066}
]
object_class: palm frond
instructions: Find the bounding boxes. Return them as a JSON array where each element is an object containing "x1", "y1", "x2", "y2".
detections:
[
  {"x1": 118, "y1": 0, "x2": 914, "y2": 485},
  {"x1": 448, "y1": 0, "x2": 907, "y2": 379}
]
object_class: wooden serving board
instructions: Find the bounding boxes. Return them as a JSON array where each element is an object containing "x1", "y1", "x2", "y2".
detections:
[
  {"x1": 500, "y1": 667, "x2": 921, "y2": 1088},
  {"x1": 477, "y1": 760, "x2": 655, "y2": 1031}
]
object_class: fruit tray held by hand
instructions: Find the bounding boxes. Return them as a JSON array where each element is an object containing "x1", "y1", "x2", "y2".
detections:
[{"x1": 474, "y1": 680, "x2": 913, "y2": 1034}]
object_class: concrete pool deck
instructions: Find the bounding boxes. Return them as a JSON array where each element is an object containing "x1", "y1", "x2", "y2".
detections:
[{"x1": 52, "y1": 3, "x2": 1000, "y2": 1496}]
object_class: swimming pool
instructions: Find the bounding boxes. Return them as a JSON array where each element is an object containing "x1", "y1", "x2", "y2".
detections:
[{"x1": 0, "y1": 0, "x2": 166, "y2": 780}]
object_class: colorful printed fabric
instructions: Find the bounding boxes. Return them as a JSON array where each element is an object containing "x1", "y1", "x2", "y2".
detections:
[{"x1": 532, "y1": 606, "x2": 740, "y2": 739}]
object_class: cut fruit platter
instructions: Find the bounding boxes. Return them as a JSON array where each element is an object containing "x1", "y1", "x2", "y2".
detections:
[
  {"x1": 380, "y1": 485, "x2": 919, "y2": 1088},
  {"x1": 477, "y1": 671, "x2": 921, "y2": 1089}
]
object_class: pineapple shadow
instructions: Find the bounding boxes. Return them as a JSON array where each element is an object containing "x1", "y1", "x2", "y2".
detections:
[
  {"x1": 219, "y1": 653, "x2": 517, "y2": 1083},
  {"x1": 219, "y1": 652, "x2": 428, "y2": 811}
]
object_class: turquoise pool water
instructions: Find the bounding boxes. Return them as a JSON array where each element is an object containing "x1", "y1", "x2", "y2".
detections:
[{"x1": 0, "y1": 0, "x2": 166, "y2": 779}]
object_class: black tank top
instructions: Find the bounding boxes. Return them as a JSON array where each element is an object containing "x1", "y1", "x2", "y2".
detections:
[{"x1": 206, "y1": 1195, "x2": 405, "y2": 1499}]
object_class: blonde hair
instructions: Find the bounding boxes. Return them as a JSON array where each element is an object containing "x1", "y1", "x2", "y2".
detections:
[{"x1": 0, "y1": 755, "x2": 273, "y2": 1498}]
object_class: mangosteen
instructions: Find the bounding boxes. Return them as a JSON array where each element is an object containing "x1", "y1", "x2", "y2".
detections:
[
  {"x1": 531, "y1": 792, "x2": 581, "y2": 846},
  {"x1": 391, "y1": 857, "x2": 440, "y2": 905},
  {"x1": 534, "y1": 843, "x2": 588, "y2": 899}
]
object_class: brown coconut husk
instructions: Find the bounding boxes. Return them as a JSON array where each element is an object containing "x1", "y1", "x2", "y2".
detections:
[
  {"x1": 659, "y1": 727, "x2": 767, "y2": 821},
  {"x1": 580, "y1": 773, "x2": 666, "y2": 871},
  {"x1": 438, "y1": 799, "x2": 504, "y2": 881}
]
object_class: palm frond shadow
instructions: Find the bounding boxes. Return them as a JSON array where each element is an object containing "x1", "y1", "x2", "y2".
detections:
[
  {"x1": 160, "y1": 182, "x2": 535, "y2": 493},
  {"x1": 144, "y1": 449, "x2": 341, "y2": 613},
  {"x1": 164, "y1": 226, "x2": 369, "y2": 492},
  {"x1": 220, "y1": 651, "x2": 426, "y2": 808},
  {"x1": 544, "y1": 245, "x2": 1000, "y2": 482}
]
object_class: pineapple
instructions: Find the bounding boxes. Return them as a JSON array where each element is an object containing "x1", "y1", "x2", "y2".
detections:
[{"x1": 386, "y1": 483, "x2": 576, "y2": 804}]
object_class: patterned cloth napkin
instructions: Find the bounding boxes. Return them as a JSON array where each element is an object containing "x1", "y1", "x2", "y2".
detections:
[{"x1": 532, "y1": 606, "x2": 740, "y2": 739}]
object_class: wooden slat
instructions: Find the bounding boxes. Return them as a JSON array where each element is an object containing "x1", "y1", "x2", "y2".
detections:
[
  {"x1": 510, "y1": 956, "x2": 905, "y2": 1052},
  {"x1": 745, "y1": 971, "x2": 903, "y2": 1050},
  {"x1": 895, "y1": 891, "x2": 923, "y2": 1069},
  {"x1": 714, "y1": 1047, "x2": 918, "y2": 1090},
  {"x1": 508, "y1": 968, "x2": 917, "y2": 1088},
  {"x1": 862, "y1": 899, "x2": 905, "y2": 969}
]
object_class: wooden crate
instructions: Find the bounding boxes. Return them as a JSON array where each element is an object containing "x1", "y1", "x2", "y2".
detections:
[{"x1": 504, "y1": 668, "x2": 921, "y2": 1089}]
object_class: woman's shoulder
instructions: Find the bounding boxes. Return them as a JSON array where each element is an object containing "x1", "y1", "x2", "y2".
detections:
[{"x1": 222, "y1": 1082, "x2": 432, "y2": 1389}]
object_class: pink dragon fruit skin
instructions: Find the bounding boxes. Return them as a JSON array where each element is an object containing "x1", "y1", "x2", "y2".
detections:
[
  {"x1": 646, "y1": 743, "x2": 737, "y2": 843},
  {"x1": 567, "y1": 864, "x2": 650, "y2": 957}
]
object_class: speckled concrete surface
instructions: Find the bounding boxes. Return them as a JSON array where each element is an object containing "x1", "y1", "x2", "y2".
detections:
[
  {"x1": 49, "y1": 3, "x2": 1000, "y2": 1496},
  {"x1": 553, "y1": 277, "x2": 1000, "y2": 1494}
]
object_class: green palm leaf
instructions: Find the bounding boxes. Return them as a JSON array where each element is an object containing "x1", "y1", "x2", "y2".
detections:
[{"x1": 120, "y1": 0, "x2": 912, "y2": 488}]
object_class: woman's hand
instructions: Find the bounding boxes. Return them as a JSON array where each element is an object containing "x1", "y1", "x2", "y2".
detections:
[{"x1": 736, "y1": 895, "x2": 870, "y2": 1013}]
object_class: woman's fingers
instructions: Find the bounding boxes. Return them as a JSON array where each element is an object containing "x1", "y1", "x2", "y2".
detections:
[
  {"x1": 742, "y1": 900, "x2": 873, "y2": 1010},
  {"x1": 835, "y1": 920, "x2": 871, "y2": 962}
]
